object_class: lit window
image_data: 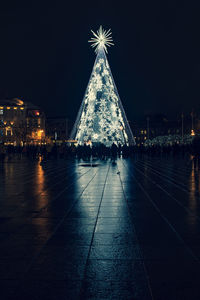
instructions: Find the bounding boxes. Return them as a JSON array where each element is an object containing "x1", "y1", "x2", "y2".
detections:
[
  {"x1": 20, "y1": 107, "x2": 24, "y2": 110},
  {"x1": 0, "y1": 109, "x2": 3, "y2": 115},
  {"x1": 7, "y1": 107, "x2": 10, "y2": 110},
  {"x1": 13, "y1": 107, "x2": 17, "y2": 110},
  {"x1": 0, "y1": 106, "x2": 3, "y2": 109}
]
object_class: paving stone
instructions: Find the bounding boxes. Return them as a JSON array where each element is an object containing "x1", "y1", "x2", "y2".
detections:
[{"x1": 1, "y1": 157, "x2": 200, "y2": 299}]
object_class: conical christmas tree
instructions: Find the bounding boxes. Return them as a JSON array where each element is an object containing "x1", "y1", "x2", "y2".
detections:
[{"x1": 70, "y1": 26, "x2": 135, "y2": 146}]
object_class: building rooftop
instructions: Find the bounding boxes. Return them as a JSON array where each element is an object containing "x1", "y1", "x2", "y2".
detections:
[{"x1": 0, "y1": 98, "x2": 40, "y2": 110}]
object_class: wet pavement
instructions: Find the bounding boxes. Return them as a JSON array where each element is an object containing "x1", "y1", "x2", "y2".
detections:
[{"x1": 1, "y1": 156, "x2": 200, "y2": 299}]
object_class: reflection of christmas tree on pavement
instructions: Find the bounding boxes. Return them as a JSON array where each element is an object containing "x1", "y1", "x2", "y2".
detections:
[{"x1": 70, "y1": 26, "x2": 135, "y2": 146}]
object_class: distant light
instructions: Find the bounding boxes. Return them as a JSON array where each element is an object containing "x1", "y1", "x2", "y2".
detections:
[
  {"x1": 13, "y1": 107, "x2": 17, "y2": 110},
  {"x1": 15, "y1": 99, "x2": 24, "y2": 106},
  {"x1": 20, "y1": 107, "x2": 24, "y2": 110},
  {"x1": 66, "y1": 139, "x2": 77, "y2": 143},
  {"x1": 191, "y1": 129, "x2": 195, "y2": 136},
  {"x1": 7, "y1": 107, "x2": 10, "y2": 110}
]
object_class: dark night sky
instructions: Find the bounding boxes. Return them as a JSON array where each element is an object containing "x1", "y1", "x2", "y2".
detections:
[{"x1": 0, "y1": 0, "x2": 200, "y2": 121}]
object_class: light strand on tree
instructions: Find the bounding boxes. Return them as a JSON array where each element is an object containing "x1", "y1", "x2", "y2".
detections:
[{"x1": 70, "y1": 26, "x2": 135, "y2": 146}]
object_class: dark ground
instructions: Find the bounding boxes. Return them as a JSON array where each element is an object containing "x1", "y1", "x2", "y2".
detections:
[{"x1": 1, "y1": 156, "x2": 200, "y2": 299}]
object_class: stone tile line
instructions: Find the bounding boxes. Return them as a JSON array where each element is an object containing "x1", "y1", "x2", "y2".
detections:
[
  {"x1": 134, "y1": 162, "x2": 200, "y2": 217},
  {"x1": 1, "y1": 161, "x2": 83, "y2": 198},
  {"x1": 79, "y1": 162, "x2": 153, "y2": 299},
  {"x1": 0, "y1": 159, "x2": 69, "y2": 187},
  {"x1": 116, "y1": 161, "x2": 154, "y2": 300},
  {"x1": 5, "y1": 164, "x2": 99, "y2": 299},
  {"x1": 120, "y1": 159, "x2": 200, "y2": 264},
  {"x1": 79, "y1": 162, "x2": 111, "y2": 299},
  {"x1": 1, "y1": 157, "x2": 200, "y2": 299},
  {"x1": 136, "y1": 160, "x2": 198, "y2": 196},
  {"x1": 25, "y1": 168, "x2": 98, "y2": 266}
]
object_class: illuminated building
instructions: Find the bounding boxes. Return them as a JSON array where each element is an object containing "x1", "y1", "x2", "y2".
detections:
[{"x1": 0, "y1": 98, "x2": 45, "y2": 145}]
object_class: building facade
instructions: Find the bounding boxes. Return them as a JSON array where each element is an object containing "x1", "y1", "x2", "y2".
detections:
[{"x1": 0, "y1": 98, "x2": 45, "y2": 145}]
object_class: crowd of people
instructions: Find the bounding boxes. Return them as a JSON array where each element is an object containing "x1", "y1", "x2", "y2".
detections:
[
  {"x1": 0, "y1": 143, "x2": 131, "y2": 161},
  {"x1": 0, "y1": 136, "x2": 200, "y2": 163}
]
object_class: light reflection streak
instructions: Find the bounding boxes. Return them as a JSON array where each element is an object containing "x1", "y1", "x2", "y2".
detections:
[
  {"x1": 34, "y1": 161, "x2": 49, "y2": 210},
  {"x1": 32, "y1": 162, "x2": 52, "y2": 243},
  {"x1": 187, "y1": 165, "x2": 198, "y2": 228}
]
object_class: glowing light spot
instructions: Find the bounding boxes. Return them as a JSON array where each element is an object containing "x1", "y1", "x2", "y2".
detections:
[
  {"x1": 88, "y1": 25, "x2": 114, "y2": 53},
  {"x1": 93, "y1": 133, "x2": 98, "y2": 139}
]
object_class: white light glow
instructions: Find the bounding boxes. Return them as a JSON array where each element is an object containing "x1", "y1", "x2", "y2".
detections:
[
  {"x1": 70, "y1": 26, "x2": 135, "y2": 146},
  {"x1": 88, "y1": 25, "x2": 114, "y2": 54}
]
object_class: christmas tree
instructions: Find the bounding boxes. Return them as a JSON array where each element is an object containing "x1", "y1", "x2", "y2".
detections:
[{"x1": 70, "y1": 26, "x2": 135, "y2": 146}]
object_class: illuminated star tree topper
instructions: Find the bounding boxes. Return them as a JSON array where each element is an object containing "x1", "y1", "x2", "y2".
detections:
[
  {"x1": 70, "y1": 26, "x2": 135, "y2": 146},
  {"x1": 88, "y1": 25, "x2": 114, "y2": 53}
]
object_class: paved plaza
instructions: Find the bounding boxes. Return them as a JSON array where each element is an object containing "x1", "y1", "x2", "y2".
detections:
[{"x1": 1, "y1": 156, "x2": 200, "y2": 299}]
